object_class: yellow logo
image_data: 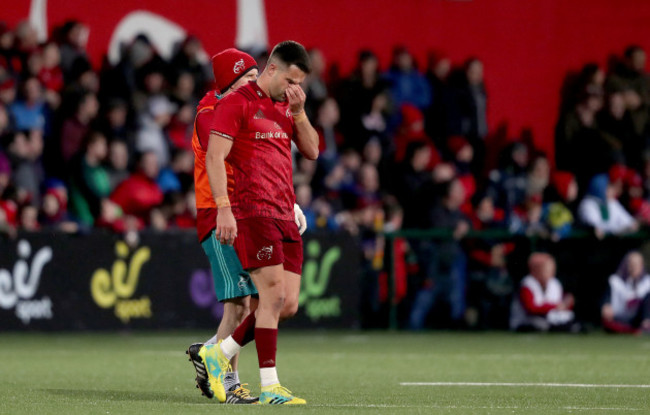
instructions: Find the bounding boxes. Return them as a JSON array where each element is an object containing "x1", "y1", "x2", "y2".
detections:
[{"x1": 90, "y1": 241, "x2": 152, "y2": 323}]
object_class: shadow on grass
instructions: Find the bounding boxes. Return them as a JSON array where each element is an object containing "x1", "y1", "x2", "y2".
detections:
[{"x1": 42, "y1": 388, "x2": 208, "y2": 405}]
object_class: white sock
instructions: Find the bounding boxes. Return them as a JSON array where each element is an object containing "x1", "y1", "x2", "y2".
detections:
[
  {"x1": 204, "y1": 334, "x2": 218, "y2": 345},
  {"x1": 223, "y1": 371, "x2": 240, "y2": 391},
  {"x1": 260, "y1": 367, "x2": 279, "y2": 388},
  {"x1": 220, "y1": 336, "x2": 241, "y2": 360}
]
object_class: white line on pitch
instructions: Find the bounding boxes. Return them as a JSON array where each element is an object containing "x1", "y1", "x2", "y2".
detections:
[{"x1": 401, "y1": 382, "x2": 650, "y2": 388}]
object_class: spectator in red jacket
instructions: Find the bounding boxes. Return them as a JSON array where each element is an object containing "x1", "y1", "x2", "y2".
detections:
[
  {"x1": 510, "y1": 253, "x2": 576, "y2": 331},
  {"x1": 109, "y1": 150, "x2": 163, "y2": 224}
]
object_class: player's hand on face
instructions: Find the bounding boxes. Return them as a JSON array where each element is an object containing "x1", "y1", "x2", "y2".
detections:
[
  {"x1": 286, "y1": 84, "x2": 306, "y2": 114},
  {"x1": 216, "y1": 207, "x2": 237, "y2": 245}
]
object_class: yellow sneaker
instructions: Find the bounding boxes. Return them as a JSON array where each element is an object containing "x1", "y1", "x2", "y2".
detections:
[
  {"x1": 197, "y1": 340, "x2": 232, "y2": 403},
  {"x1": 258, "y1": 383, "x2": 306, "y2": 405}
]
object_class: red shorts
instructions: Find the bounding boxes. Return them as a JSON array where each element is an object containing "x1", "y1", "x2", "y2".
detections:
[{"x1": 234, "y1": 217, "x2": 303, "y2": 274}]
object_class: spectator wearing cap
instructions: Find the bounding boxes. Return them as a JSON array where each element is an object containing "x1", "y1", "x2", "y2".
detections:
[
  {"x1": 39, "y1": 179, "x2": 78, "y2": 232},
  {"x1": 602, "y1": 251, "x2": 650, "y2": 334},
  {"x1": 578, "y1": 173, "x2": 638, "y2": 238},
  {"x1": 510, "y1": 253, "x2": 576, "y2": 332},
  {"x1": 394, "y1": 104, "x2": 441, "y2": 169}
]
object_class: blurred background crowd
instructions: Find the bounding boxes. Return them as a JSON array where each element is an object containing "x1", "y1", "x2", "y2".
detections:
[{"x1": 1, "y1": 19, "x2": 649, "y2": 332}]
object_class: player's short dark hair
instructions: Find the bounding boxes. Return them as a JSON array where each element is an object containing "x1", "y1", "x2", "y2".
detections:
[{"x1": 269, "y1": 40, "x2": 311, "y2": 74}]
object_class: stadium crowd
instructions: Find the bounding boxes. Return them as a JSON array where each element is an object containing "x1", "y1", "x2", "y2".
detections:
[{"x1": 1, "y1": 20, "x2": 649, "y2": 331}]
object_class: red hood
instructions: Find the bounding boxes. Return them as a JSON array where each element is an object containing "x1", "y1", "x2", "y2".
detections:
[{"x1": 197, "y1": 90, "x2": 218, "y2": 112}]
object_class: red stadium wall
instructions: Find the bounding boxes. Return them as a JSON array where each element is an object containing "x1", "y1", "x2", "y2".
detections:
[{"x1": 4, "y1": 0, "x2": 650, "y2": 160}]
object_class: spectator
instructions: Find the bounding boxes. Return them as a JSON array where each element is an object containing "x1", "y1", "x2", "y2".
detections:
[
  {"x1": 39, "y1": 179, "x2": 78, "y2": 232},
  {"x1": 394, "y1": 104, "x2": 440, "y2": 168},
  {"x1": 555, "y1": 86, "x2": 611, "y2": 185},
  {"x1": 358, "y1": 91, "x2": 390, "y2": 153},
  {"x1": 6, "y1": 129, "x2": 44, "y2": 206},
  {"x1": 56, "y1": 20, "x2": 90, "y2": 81},
  {"x1": 314, "y1": 97, "x2": 343, "y2": 164},
  {"x1": 9, "y1": 77, "x2": 48, "y2": 132},
  {"x1": 578, "y1": 174, "x2": 638, "y2": 238},
  {"x1": 384, "y1": 46, "x2": 431, "y2": 113},
  {"x1": 392, "y1": 141, "x2": 432, "y2": 227},
  {"x1": 59, "y1": 90, "x2": 99, "y2": 163},
  {"x1": 338, "y1": 50, "x2": 387, "y2": 141},
  {"x1": 602, "y1": 251, "x2": 650, "y2": 334},
  {"x1": 597, "y1": 90, "x2": 639, "y2": 170},
  {"x1": 487, "y1": 142, "x2": 529, "y2": 218},
  {"x1": 109, "y1": 151, "x2": 163, "y2": 225},
  {"x1": 447, "y1": 135, "x2": 476, "y2": 205},
  {"x1": 157, "y1": 149, "x2": 193, "y2": 194},
  {"x1": 543, "y1": 171, "x2": 579, "y2": 240},
  {"x1": 455, "y1": 58, "x2": 488, "y2": 143},
  {"x1": 136, "y1": 95, "x2": 175, "y2": 167},
  {"x1": 425, "y1": 52, "x2": 453, "y2": 143},
  {"x1": 510, "y1": 253, "x2": 576, "y2": 332},
  {"x1": 410, "y1": 178, "x2": 470, "y2": 329},
  {"x1": 0, "y1": 22, "x2": 20, "y2": 77},
  {"x1": 68, "y1": 131, "x2": 111, "y2": 226},
  {"x1": 106, "y1": 139, "x2": 130, "y2": 190},
  {"x1": 0, "y1": 77, "x2": 17, "y2": 106},
  {"x1": 0, "y1": 102, "x2": 11, "y2": 137},
  {"x1": 464, "y1": 193, "x2": 513, "y2": 329},
  {"x1": 526, "y1": 154, "x2": 550, "y2": 200},
  {"x1": 97, "y1": 98, "x2": 130, "y2": 144},
  {"x1": 38, "y1": 42, "x2": 64, "y2": 109},
  {"x1": 607, "y1": 45, "x2": 650, "y2": 105},
  {"x1": 304, "y1": 48, "x2": 328, "y2": 119},
  {"x1": 169, "y1": 35, "x2": 210, "y2": 97}
]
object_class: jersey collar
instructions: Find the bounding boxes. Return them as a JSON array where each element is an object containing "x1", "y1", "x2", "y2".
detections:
[{"x1": 249, "y1": 81, "x2": 269, "y2": 100}]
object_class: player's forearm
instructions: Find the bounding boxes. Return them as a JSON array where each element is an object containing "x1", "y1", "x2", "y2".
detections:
[
  {"x1": 206, "y1": 133, "x2": 230, "y2": 203},
  {"x1": 293, "y1": 114, "x2": 319, "y2": 160}
]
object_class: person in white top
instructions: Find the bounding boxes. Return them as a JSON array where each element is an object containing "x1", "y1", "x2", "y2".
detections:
[
  {"x1": 602, "y1": 251, "x2": 650, "y2": 334},
  {"x1": 578, "y1": 174, "x2": 638, "y2": 238},
  {"x1": 510, "y1": 252, "x2": 576, "y2": 331}
]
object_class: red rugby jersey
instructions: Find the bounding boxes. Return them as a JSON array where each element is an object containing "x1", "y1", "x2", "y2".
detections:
[{"x1": 210, "y1": 81, "x2": 296, "y2": 222}]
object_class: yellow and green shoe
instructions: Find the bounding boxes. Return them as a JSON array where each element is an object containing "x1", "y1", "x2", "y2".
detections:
[
  {"x1": 258, "y1": 384, "x2": 306, "y2": 405},
  {"x1": 197, "y1": 340, "x2": 232, "y2": 403}
]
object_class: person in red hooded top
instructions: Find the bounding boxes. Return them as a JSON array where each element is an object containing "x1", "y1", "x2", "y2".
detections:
[
  {"x1": 108, "y1": 150, "x2": 163, "y2": 224},
  {"x1": 394, "y1": 103, "x2": 441, "y2": 169}
]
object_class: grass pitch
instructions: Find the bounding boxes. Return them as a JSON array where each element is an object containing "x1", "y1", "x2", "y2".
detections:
[{"x1": 0, "y1": 331, "x2": 649, "y2": 414}]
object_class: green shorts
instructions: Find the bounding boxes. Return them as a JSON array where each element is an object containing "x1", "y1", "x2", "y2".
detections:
[{"x1": 201, "y1": 230, "x2": 257, "y2": 301}]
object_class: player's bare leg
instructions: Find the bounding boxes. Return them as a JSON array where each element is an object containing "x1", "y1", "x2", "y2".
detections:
[
  {"x1": 280, "y1": 271, "x2": 301, "y2": 320},
  {"x1": 216, "y1": 297, "x2": 250, "y2": 372}
]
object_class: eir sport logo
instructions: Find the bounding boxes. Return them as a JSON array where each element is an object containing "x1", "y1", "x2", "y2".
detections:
[{"x1": 0, "y1": 240, "x2": 53, "y2": 324}]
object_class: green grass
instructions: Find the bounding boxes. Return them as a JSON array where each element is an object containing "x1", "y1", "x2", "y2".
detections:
[{"x1": 0, "y1": 331, "x2": 649, "y2": 414}]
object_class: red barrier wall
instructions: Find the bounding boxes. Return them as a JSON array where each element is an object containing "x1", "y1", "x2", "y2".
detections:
[{"x1": 3, "y1": 0, "x2": 650, "y2": 159}]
